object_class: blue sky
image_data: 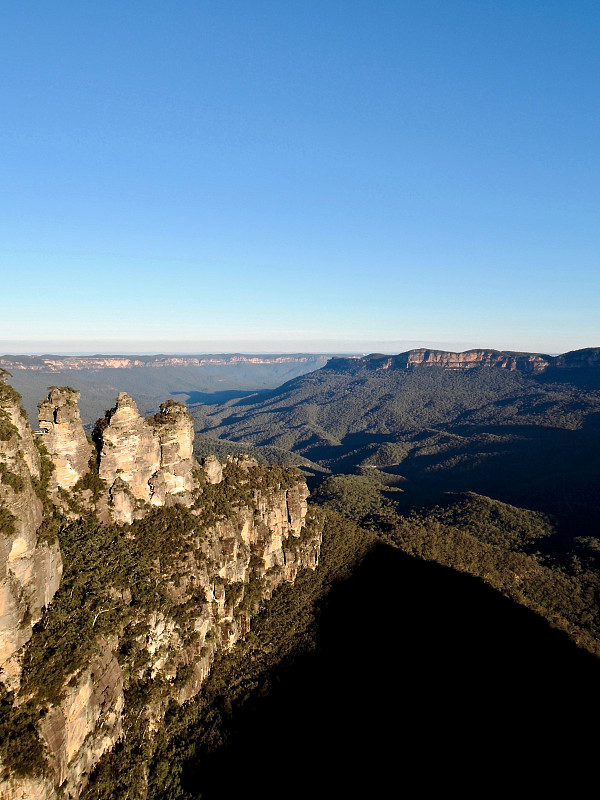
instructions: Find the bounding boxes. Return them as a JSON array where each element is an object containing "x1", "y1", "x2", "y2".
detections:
[{"x1": 1, "y1": 0, "x2": 598, "y2": 354}]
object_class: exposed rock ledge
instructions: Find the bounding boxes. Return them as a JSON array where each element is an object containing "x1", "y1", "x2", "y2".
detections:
[{"x1": 327, "y1": 347, "x2": 600, "y2": 374}]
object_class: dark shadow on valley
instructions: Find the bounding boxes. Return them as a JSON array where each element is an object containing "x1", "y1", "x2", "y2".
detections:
[
  {"x1": 177, "y1": 544, "x2": 600, "y2": 798},
  {"x1": 174, "y1": 389, "x2": 269, "y2": 406},
  {"x1": 386, "y1": 422, "x2": 600, "y2": 536},
  {"x1": 534, "y1": 369, "x2": 600, "y2": 390}
]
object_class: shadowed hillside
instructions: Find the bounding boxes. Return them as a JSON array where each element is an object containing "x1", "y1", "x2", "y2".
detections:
[
  {"x1": 174, "y1": 543, "x2": 600, "y2": 797},
  {"x1": 191, "y1": 355, "x2": 600, "y2": 537}
]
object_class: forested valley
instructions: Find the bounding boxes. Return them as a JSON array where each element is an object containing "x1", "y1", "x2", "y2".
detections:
[
  {"x1": 147, "y1": 356, "x2": 600, "y2": 795},
  {"x1": 3, "y1": 353, "x2": 600, "y2": 796}
]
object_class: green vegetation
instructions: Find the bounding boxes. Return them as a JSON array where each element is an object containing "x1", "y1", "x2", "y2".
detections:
[
  {"x1": 72, "y1": 452, "x2": 107, "y2": 505},
  {"x1": 191, "y1": 362, "x2": 600, "y2": 548},
  {"x1": 314, "y1": 471, "x2": 600, "y2": 657},
  {"x1": 0, "y1": 686, "x2": 47, "y2": 779},
  {"x1": 0, "y1": 463, "x2": 25, "y2": 494},
  {"x1": 0, "y1": 408, "x2": 19, "y2": 441},
  {"x1": 193, "y1": 432, "x2": 321, "y2": 470},
  {"x1": 0, "y1": 506, "x2": 16, "y2": 537},
  {"x1": 20, "y1": 461, "x2": 304, "y2": 705},
  {"x1": 5, "y1": 358, "x2": 600, "y2": 796},
  {"x1": 380, "y1": 505, "x2": 600, "y2": 656}
]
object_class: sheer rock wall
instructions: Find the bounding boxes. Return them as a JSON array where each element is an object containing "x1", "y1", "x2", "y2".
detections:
[
  {"x1": 38, "y1": 388, "x2": 92, "y2": 492},
  {"x1": 0, "y1": 378, "x2": 63, "y2": 688},
  {"x1": 95, "y1": 394, "x2": 196, "y2": 523}
]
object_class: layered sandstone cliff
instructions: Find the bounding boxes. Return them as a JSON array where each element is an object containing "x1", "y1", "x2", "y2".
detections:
[
  {"x1": 398, "y1": 348, "x2": 551, "y2": 372},
  {"x1": 0, "y1": 354, "x2": 328, "y2": 372},
  {"x1": 328, "y1": 348, "x2": 556, "y2": 373},
  {"x1": 0, "y1": 384, "x2": 321, "y2": 800},
  {"x1": 0, "y1": 376, "x2": 62, "y2": 689},
  {"x1": 38, "y1": 388, "x2": 93, "y2": 492},
  {"x1": 93, "y1": 394, "x2": 197, "y2": 523}
]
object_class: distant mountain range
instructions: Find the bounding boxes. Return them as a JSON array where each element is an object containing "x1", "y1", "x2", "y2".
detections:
[
  {"x1": 1, "y1": 353, "x2": 330, "y2": 426},
  {"x1": 191, "y1": 346, "x2": 600, "y2": 535},
  {"x1": 3, "y1": 346, "x2": 598, "y2": 373},
  {"x1": 326, "y1": 346, "x2": 600, "y2": 373},
  {"x1": 0, "y1": 353, "x2": 331, "y2": 371}
]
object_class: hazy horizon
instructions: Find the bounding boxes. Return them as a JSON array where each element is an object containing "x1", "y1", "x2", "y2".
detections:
[
  {"x1": 0, "y1": 340, "x2": 587, "y2": 357},
  {"x1": 2, "y1": 2, "x2": 598, "y2": 354}
]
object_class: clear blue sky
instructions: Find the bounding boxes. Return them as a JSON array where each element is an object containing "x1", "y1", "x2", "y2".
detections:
[{"x1": 1, "y1": 1, "x2": 598, "y2": 354}]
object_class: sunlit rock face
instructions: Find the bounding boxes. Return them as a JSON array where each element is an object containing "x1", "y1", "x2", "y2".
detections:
[
  {"x1": 202, "y1": 454, "x2": 223, "y2": 484},
  {"x1": 38, "y1": 388, "x2": 93, "y2": 492},
  {"x1": 151, "y1": 400, "x2": 196, "y2": 501},
  {"x1": 329, "y1": 348, "x2": 555, "y2": 374},
  {"x1": 398, "y1": 349, "x2": 550, "y2": 372},
  {"x1": 95, "y1": 394, "x2": 197, "y2": 522},
  {"x1": 38, "y1": 638, "x2": 124, "y2": 796},
  {"x1": 0, "y1": 377, "x2": 62, "y2": 688},
  {"x1": 97, "y1": 392, "x2": 161, "y2": 508}
]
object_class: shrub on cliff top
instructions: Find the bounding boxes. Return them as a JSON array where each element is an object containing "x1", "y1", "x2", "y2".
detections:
[
  {"x1": 0, "y1": 686, "x2": 47, "y2": 778},
  {"x1": 0, "y1": 409, "x2": 19, "y2": 441}
]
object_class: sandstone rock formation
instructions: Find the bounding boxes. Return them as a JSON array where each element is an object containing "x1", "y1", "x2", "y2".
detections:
[
  {"x1": 329, "y1": 349, "x2": 554, "y2": 373},
  {"x1": 38, "y1": 388, "x2": 92, "y2": 492},
  {"x1": 202, "y1": 453, "x2": 224, "y2": 484},
  {"x1": 96, "y1": 392, "x2": 161, "y2": 510},
  {"x1": 0, "y1": 376, "x2": 62, "y2": 688},
  {"x1": 0, "y1": 382, "x2": 321, "y2": 799},
  {"x1": 0, "y1": 354, "x2": 327, "y2": 371},
  {"x1": 150, "y1": 399, "x2": 196, "y2": 501},
  {"x1": 95, "y1": 394, "x2": 197, "y2": 522},
  {"x1": 38, "y1": 639, "x2": 124, "y2": 795},
  {"x1": 398, "y1": 348, "x2": 551, "y2": 372}
]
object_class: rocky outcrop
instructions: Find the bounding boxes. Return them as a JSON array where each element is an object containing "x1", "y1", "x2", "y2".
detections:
[
  {"x1": 399, "y1": 348, "x2": 551, "y2": 372},
  {"x1": 0, "y1": 376, "x2": 62, "y2": 689},
  {"x1": 96, "y1": 393, "x2": 161, "y2": 510},
  {"x1": 94, "y1": 394, "x2": 197, "y2": 523},
  {"x1": 150, "y1": 399, "x2": 196, "y2": 501},
  {"x1": 329, "y1": 347, "x2": 600, "y2": 375},
  {"x1": 3, "y1": 460, "x2": 319, "y2": 799},
  {"x1": 38, "y1": 388, "x2": 92, "y2": 492},
  {"x1": 202, "y1": 454, "x2": 224, "y2": 484},
  {"x1": 0, "y1": 766, "x2": 55, "y2": 800},
  {"x1": 0, "y1": 382, "x2": 321, "y2": 799}
]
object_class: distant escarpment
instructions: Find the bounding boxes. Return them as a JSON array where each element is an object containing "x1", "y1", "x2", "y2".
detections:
[
  {"x1": 0, "y1": 353, "x2": 329, "y2": 372},
  {"x1": 0, "y1": 375, "x2": 320, "y2": 800},
  {"x1": 326, "y1": 347, "x2": 600, "y2": 374}
]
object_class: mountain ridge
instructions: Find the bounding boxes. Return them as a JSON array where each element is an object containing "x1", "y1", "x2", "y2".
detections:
[
  {"x1": 0, "y1": 354, "x2": 330, "y2": 372},
  {"x1": 325, "y1": 346, "x2": 600, "y2": 374}
]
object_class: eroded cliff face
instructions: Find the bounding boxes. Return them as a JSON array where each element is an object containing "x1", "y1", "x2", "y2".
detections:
[
  {"x1": 329, "y1": 348, "x2": 554, "y2": 373},
  {"x1": 38, "y1": 388, "x2": 92, "y2": 493},
  {"x1": 0, "y1": 376, "x2": 62, "y2": 689},
  {"x1": 94, "y1": 394, "x2": 196, "y2": 523},
  {"x1": 399, "y1": 348, "x2": 551, "y2": 372},
  {"x1": 0, "y1": 384, "x2": 321, "y2": 800},
  {"x1": 0, "y1": 354, "x2": 327, "y2": 371}
]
